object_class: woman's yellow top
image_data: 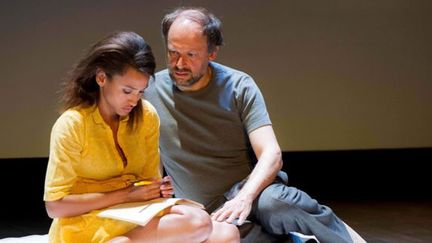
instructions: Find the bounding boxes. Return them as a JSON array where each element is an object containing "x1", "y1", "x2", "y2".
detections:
[{"x1": 44, "y1": 100, "x2": 160, "y2": 243}]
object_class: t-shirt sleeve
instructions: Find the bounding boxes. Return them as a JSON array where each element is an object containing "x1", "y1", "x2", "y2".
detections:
[
  {"x1": 140, "y1": 100, "x2": 162, "y2": 179},
  {"x1": 44, "y1": 110, "x2": 83, "y2": 201},
  {"x1": 236, "y1": 75, "x2": 272, "y2": 134}
]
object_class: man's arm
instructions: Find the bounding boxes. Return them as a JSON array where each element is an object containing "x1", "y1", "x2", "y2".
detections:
[{"x1": 211, "y1": 124, "x2": 283, "y2": 224}]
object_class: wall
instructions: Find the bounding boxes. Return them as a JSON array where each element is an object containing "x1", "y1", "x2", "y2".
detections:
[{"x1": 1, "y1": 0, "x2": 431, "y2": 158}]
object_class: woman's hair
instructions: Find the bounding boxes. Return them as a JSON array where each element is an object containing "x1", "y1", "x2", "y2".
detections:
[
  {"x1": 161, "y1": 7, "x2": 224, "y2": 52},
  {"x1": 60, "y1": 31, "x2": 156, "y2": 130}
]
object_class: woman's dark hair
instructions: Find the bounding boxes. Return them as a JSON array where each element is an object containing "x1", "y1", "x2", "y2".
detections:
[
  {"x1": 60, "y1": 31, "x2": 156, "y2": 131},
  {"x1": 161, "y1": 7, "x2": 224, "y2": 52}
]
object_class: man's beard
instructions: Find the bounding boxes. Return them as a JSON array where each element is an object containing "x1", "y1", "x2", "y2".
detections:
[{"x1": 169, "y1": 67, "x2": 203, "y2": 89}]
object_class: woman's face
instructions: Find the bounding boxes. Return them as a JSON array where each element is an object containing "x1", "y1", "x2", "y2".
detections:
[{"x1": 96, "y1": 67, "x2": 149, "y2": 120}]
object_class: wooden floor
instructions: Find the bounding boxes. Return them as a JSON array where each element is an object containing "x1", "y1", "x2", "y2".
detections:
[
  {"x1": 328, "y1": 200, "x2": 432, "y2": 243},
  {"x1": 0, "y1": 200, "x2": 431, "y2": 242}
]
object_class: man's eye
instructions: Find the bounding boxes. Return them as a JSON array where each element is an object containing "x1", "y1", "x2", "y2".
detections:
[
  {"x1": 168, "y1": 51, "x2": 178, "y2": 57},
  {"x1": 123, "y1": 89, "x2": 132, "y2": 94}
]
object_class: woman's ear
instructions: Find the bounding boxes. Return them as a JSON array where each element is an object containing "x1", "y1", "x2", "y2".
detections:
[{"x1": 95, "y1": 68, "x2": 106, "y2": 87}]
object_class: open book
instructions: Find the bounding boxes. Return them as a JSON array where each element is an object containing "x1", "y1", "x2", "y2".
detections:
[{"x1": 98, "y1": 198, "x2": 204, "y2": 226}]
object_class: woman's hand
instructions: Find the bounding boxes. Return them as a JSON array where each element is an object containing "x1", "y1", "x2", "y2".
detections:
[
  {"x1": 160, "y1": 176, "x2": 174, "y2": 198},
  {"x1": 127, "y1": 181, "x2": 161, "y2": 202}
]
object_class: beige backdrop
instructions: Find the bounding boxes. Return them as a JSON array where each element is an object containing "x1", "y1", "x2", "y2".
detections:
[{"x1": 1, "y1": 0, "x2": 431, "y2": 158}]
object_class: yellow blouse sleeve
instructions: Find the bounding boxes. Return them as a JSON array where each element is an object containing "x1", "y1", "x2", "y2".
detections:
[
  {"x1": 44, "y1": 110, "x2": 84, "y2": 201},
  {"x1": 140, "y1": 100, "x2": 161, "y2": 179}
]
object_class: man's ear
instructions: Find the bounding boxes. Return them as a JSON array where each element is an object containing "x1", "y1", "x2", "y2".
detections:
[
  {"x1": 95, "y1": 68, "x2": 106, "y2": 87},
  {"x1": 208, "y1": 46, "x2": 219, "y2": 61}
]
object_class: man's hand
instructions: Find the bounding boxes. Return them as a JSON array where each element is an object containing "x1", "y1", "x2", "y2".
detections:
[{"x1": 211, "y1": 194, "x2": 253, "y2": 225}]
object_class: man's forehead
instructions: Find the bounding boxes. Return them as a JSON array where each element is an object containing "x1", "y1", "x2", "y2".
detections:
[
  {"x1": 166, "y1": 17, "x2": 209, "y2": 52},
  {"x1": 167, "y1": 42, "x2": 202, "y2": 54},
  {"x1": 169, "y1": 18, "x2": 203, "y2": 37}
]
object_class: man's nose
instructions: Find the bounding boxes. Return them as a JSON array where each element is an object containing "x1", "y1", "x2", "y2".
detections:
[{"x1": 175, "y1": 55, "x2": 187, "y2": 69}]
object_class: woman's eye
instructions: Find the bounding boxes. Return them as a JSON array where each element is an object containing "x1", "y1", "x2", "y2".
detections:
[{"x1": 123, "y1": 89, "x2": 132, "y2": 94}]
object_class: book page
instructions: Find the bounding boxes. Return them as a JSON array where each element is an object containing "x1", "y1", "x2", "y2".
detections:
[{"x1": 98, "y1": 198, "x2": 204, "y2": 226}]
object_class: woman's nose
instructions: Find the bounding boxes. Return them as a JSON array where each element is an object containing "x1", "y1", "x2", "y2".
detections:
[{"x1": 129, "y1": 94, "x2": 141, "y2": 106}]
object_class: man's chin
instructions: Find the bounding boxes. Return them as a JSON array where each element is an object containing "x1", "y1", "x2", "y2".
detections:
[
  {"x1": 170, "y1": 73, "x2": 200, "y2": 89},
  {"x1": 174, "y1": 79, "x2": 194, "y2": 88},
  {"x1": 174, "y1": 83, "x2": 191, "y2": 90}
]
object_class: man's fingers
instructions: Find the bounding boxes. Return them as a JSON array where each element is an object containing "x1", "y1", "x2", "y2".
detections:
[
  {"x1": 237, "y1": 211, "x2": 248, "y2": 225},
  {"x1": 226, "y1": 210, "x2": 240, "y2": 223},
  {"x1": 216, "y1": 207, "x2": 233, "y2": 222},
  {"x1": 210, "y1": 209, "x2": 220, "y2": 220}
]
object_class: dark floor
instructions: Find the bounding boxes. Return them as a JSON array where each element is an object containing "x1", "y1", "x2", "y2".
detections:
[
  {"x1": 1, "y1": 200, "x2": 431, "y2": 242},
  {"x1": 328, "y1": 200, "x2": 432, "y2": 243},
  {"x1": 0, "y1": 217, "x2": 51, "y2": 239}
]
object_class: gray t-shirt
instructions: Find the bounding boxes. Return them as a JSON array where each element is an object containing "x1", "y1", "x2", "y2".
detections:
[{"x1": 145, "y1": 62, "x2": 271, "y2": 209}]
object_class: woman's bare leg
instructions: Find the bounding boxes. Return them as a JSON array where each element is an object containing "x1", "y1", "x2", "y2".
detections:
[
  {"x1": 204, "y1": 220, "x2": 240, "y2": 243},
  {"x1": 108, "y1": 205, "x2": 212, "y2": 243}
]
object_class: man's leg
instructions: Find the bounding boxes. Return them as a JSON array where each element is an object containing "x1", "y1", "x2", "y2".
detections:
[{"x1": 251, "y1": 183, "x2": 354, "y2": 243}]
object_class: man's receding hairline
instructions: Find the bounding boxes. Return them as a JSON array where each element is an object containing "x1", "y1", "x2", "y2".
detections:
[
  {"x1": 170, "y1": 18, "x2": 203, "y2": 33},
  {"x1": 168, "y1": 14, "x2": 205, "y2": 39},
  {"x1": 173, "y1": 9, "x2": 207, "y2": 27}
]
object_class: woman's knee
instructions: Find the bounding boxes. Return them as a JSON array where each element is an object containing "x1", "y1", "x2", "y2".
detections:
[
  {"x1": 188, "y1": 210, "x2": 213, "y2": 237},
  {"x1": 210, "y1": 221, "x2": 240, "y2": 243},
  {"x1": 174, "y1": 205, "x2": 213, "y2": 240},
  {"x1": 106, "y1": 236, "x2": 131, "y2": 243}
]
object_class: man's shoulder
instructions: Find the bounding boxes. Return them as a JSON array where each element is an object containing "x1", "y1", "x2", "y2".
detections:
[
  {"x1": 155, "y1": 69, "x2": 170, "y2": 80},
  {"x1": 211, "y1": 62, "x2": 253, "y2": 82},
  {"x1": 146, "y1": 69, "x2": 171, "y2": 105},
  {"x1": 149, "y1": 69, "x2": 171, "y2": 89},
  {"x1": 211, "y1": 62, "x2": 258, "y2": 93}
]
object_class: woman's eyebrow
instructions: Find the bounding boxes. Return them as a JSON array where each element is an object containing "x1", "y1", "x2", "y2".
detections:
[{"x1": 123, "y1": 84, "x2": 148, "y2": 91}]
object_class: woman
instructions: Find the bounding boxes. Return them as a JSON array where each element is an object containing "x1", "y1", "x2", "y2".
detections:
[{"x1": 44, "y1": 31, "x2": 239, "y2": 243}]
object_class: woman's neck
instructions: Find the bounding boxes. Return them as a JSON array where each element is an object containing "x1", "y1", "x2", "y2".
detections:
[{"x1": 98, "y1": 103, "x2": 119, "y2": 130}]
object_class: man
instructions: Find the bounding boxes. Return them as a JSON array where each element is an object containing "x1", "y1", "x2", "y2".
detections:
[{"x1": 146, "y1": 7, "x2": 363, "y2": 243}]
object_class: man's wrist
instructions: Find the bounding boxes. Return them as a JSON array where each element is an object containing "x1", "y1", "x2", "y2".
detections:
[{"x1": 236, "y1": 189, "x2": 256, "y2": 203}]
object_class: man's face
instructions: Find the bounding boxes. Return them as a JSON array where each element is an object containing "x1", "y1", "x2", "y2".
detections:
[{"x1": 166, "y1": 18, "x2": 217, "y2": 90}]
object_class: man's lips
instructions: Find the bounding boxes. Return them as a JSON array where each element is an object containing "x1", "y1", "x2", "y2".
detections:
[
  {"x1": 174, "y1": 69, "x2": 190, "y2": 76},
  {"x1": 175, "y1": 72, "x2": 188, "y2": 76}
]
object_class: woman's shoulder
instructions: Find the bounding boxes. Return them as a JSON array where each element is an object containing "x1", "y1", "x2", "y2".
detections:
[
  {"x1": 54, "y1": 106, "x2": 94, "y2": 130},
  {"x1": 60, "y1": 106, "x2": 93, "y2": 120},
  {"x1": 141, "y1": 99, "x2": 158, "y2": 116},
  {"x1": 140, "y1": 99, "x2": 159, "y2": 129}
]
